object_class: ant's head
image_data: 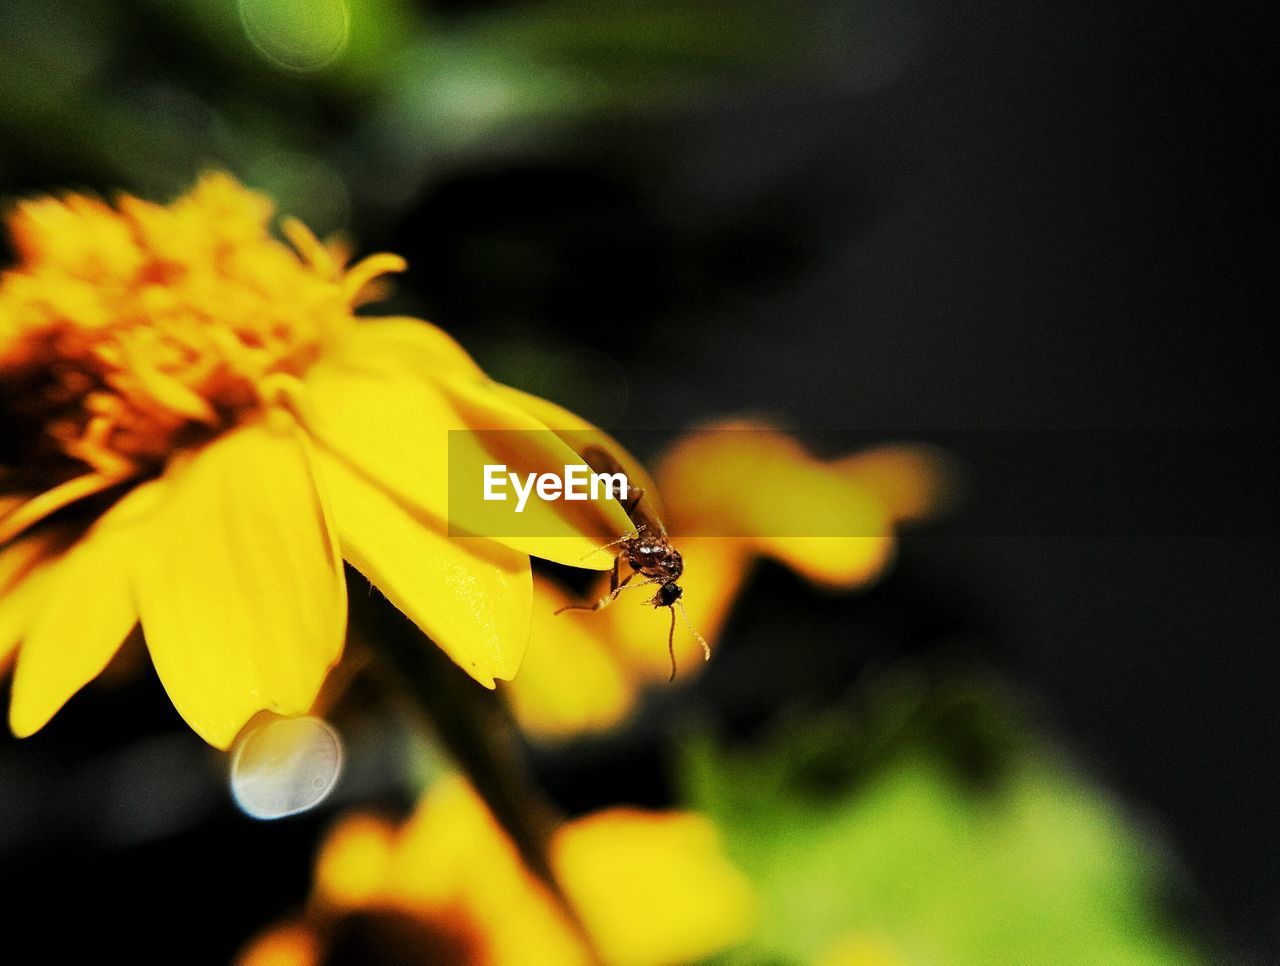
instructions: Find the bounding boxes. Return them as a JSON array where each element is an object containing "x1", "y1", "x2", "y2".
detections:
[{"x1": 656, "y1": 581, "x2": 683, "y2": 607}]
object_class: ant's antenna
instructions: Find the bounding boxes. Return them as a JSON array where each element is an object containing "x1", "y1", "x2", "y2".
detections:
[
  {"x1": 677, "y1": 599, "x2": 712, "y2": 663},
  {"x1": 667, "y1": 607, "x2": 678, "y2": 682},
  {"x1": 667, "y1": 601, "x2": 712, "y2": 681}
]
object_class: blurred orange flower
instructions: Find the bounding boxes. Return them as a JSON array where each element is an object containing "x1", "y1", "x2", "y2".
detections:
[
  {"x1": 0, "y1": 173, "x2": 636, "y2": 747},
  {"x1": 238, "y1": 774, "x2": 756, "y2": 966},
  {"x1": 506, "y1": 423, "x2": 953, "y2": 737}
]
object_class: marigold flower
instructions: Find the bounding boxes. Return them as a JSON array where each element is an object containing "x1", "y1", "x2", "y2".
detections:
[
  {"x1": 238, "y1": 774, "x2": 756, "y2": 966},
  {"x1": 0, "y1": 172, "x2": 636, "y2": 747},
  {"x1": 506, "y1": 422, "x2": 954, "y2": 737}
]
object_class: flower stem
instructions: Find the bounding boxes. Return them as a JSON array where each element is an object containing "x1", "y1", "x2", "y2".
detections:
[{"x1": 361, "y1": 595, "x2": 602, "y2": 963}]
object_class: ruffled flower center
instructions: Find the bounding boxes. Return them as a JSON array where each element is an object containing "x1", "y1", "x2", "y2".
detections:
[{"x1": 0, "y1": 173, "x2": 402, "y2": 481}]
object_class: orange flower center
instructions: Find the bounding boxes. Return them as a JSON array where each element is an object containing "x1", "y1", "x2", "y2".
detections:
[{"x1": 0, "y1": 173, "x2": 402, "y2": 481}]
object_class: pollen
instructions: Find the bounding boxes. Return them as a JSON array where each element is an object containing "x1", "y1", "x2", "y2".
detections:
[{"x1": 0, "y1": 172, "x2": 403, "y2": 483}]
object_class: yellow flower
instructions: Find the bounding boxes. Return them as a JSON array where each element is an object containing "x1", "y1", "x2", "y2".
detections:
[
  {"x1": 0, "y1": 172, "x2": 636, "y2": 747},
  {"x1": 238, "y1": 774, "x2": 756, "y2": 966},
  {"x1": 506, "y1": 422, "x2": 954, "y2": 737},
  {"x1": 815, "y1": 934, "x2": 912, "y2": 966}
]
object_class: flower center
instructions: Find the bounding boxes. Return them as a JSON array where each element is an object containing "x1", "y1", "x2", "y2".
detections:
[{"x1": 0, "y1": 174, "x2": 402, "y2": 483}]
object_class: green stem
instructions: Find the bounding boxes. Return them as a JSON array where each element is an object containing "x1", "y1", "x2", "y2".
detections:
[{"x1": 362, "y1": 596, "x2": 602, "y2": 963}]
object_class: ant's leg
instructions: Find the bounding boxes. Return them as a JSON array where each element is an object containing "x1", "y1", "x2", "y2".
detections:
[
  {"x1": 555, "y1": 558, "x2": 637, "y2": 615},
  {"x1": 578, "y1": 526, "x2": 643, "y2": 564},
  {"x1": 624, "y1": 486, "x2": 646, "y2": 518},
  {"x1": 608, "y1": 553, "x2": 622, "y2": 594},
  {"x1": 554, "y1": 572, "x2": 636, "y2": 614}
]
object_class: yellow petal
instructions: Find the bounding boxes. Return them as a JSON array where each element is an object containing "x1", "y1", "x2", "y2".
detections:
[
  {"x1": 0, "y1": 531, "x2": 63, "y2": 667},
  {"x1": 313, "y1": 814, "x2": 399, "y2": 910},
  {"x1": 340, "y1": 316, "x2": 486, "y2": 379},
  {"x1": 237, "y1": 924, "x2": 321, "y2": 966},
  {"x1": 0, "y1": 494, "x2": 30, "y2": 518},
  {"x1": 834, "y1": 443, "x2": 957, "y2": 523},
  {"x1": 816, "y1": 934, "x2": 911, "y2": 966},
  {"x1": 316, "y1": 448, "x2": 531, "y2": 687},
  {"x1": 657, "y1": 425, "x2": 872, "y2": 537},
  {"x1": 134, "y1": 420, "x2": 347, "y2": 748},
  {"x1": 753, "y1": 533, "x2": 896, "y2": 588},
  {"x1": 303, "y1": 355, "x2": 633, "y2": 569},
  {"x1": 657, "y1": 423, "x2": 899, "y2": 588},
  {"x1": 554, "y1": 809, "x2": 756, "y2": 966},
  {"x1": 446, "y1": 376, "x2": 636, "y2": 562},
  {"x1": 341, "y1": 254, "x2": 407, "y2": 304},
  {"x1": 503, "y1": 575, "x2": 637, "y2": 738},
  {"x1": 586, "y1": 536, "x2": 752, "y2": 683},
  {"x1": 300, "y1": 354, "x2": 455, "y2": 519},
  {"x1": 488, "y1": 381, "x2": 665, "y2": 523},
  {"x1": 9, "y1": 482, "x2": 158, "y2": 737},
  {"x1": 390, "y1": 776, "x2": 588, "y2": 966},
  {"x1": 444, "y1": 431, "x2": 625, "y2": 571},
  {"x1": 0, "y1": 470, "x2": 131, "y2": 545}
]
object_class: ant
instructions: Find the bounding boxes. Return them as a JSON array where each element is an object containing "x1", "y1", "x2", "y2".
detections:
[{"x1": 554, "y1": 445, "x2": 710, "y2": 681}]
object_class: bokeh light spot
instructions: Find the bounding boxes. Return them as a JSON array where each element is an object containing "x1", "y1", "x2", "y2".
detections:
[
  {"x1": 238, "y1": 0, "x2": 350, "y2": 73},
  {"x1": 231, "y1": 715, "x2": 344, "y2": 820}
]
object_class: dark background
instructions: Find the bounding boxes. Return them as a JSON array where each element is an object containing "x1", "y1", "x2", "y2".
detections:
[{"x1": 1, "y1": 1, "x2": 1276, "y2": 962}]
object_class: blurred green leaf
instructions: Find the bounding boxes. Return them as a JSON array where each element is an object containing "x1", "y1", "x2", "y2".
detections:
[
  {"x1": 679, "y1": 677, "x2": 1206, "y2": 966},
  {"x1": 0, "y1": 0, "x2": 902, "y2": 214}
]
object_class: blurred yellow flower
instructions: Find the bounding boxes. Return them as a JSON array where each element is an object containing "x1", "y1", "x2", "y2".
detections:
[
  {"x1": 815, "y1": 934, "x2": 911, "y2": 966},
  {"x1": 506, "y1": 422, "x2": 953, "y2": 737},
  {"x1": 0, "y1": 172, "x2": 635, "y2": 747},
  {"x1": 238, "y1": 774, "x2": 756, "y2": 966}
]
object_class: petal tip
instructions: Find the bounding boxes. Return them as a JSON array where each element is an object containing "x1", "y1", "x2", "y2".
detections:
[
  {"x1": 7, "y1": 705, "x2": 42, "y2": 740},
  {"x1": 8, "y1": 669, "x2": 60, "y2": 739}
]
